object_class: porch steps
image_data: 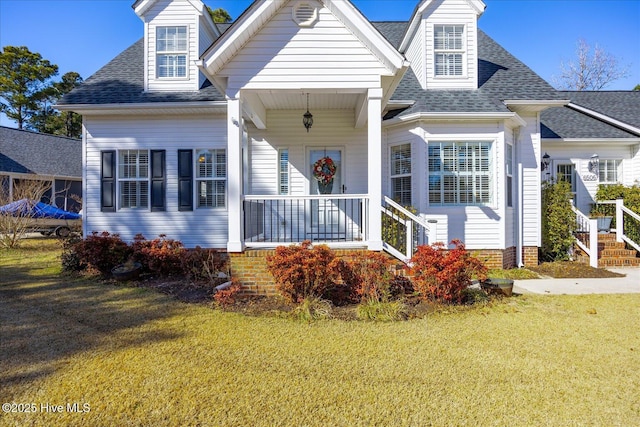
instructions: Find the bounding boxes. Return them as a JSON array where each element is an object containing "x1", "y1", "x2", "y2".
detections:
[{"x1": 578, "y1": 233, "x2": 640, "y2": 267}]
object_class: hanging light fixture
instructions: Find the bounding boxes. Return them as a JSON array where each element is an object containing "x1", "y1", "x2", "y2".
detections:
[{"x1": 303, "y1": 93, "x2": 313, "y2": 132}]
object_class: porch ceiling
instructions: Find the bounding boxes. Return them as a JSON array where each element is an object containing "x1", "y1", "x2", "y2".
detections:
[{"x1": 250, "y1": 91, "x2": 362, "y2": 111}]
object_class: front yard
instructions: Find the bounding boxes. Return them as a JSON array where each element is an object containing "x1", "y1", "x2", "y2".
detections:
[{"x1": 1, "y1": 239, "x2": 639, "y2": 426}]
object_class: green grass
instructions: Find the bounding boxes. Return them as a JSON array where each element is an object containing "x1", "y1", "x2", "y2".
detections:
[{"x1": 2, "y1": 239, "x2": 640, "y2": 426}]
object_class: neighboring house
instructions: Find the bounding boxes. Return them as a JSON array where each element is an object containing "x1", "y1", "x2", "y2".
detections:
[
  {"x1": 0, "y1": 126, "x2": 82, "y2": 212},
  {"x1": 540, "y1": 92, "x2": 640, "y2": 215},
  {"x1": 57, "y1": 0, "x2": 639, "y2": 272}
]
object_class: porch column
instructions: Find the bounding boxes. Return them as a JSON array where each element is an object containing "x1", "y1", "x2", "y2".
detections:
[
  {"x1": 227, "y1": 96, "x2": 244, "y2": 252},
  {"x1": 367, "y1": 87, "x2": 383, "y2": 251}
]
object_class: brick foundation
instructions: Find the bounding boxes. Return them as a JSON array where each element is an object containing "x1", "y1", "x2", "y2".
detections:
[
  {"x1": 473, "y1": 247, "x2": 517, "y2": 270},
  {"x1": 522, "y1": 246, "x2": 539, "y2": 267}
]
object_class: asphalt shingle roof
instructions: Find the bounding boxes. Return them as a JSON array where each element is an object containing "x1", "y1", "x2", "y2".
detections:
[
  {"x1": 541, "y1": 107, "x2": 637, "y2": 139},
  {"x1": 60, "y1": 39, "x2": 225, "y2": 105},
  {"x1": 560, "y1": 91, "x2": 640, "y2": 129},
  {"x1": 0, "y1": 127, "x2": 81, "y2": 177}
]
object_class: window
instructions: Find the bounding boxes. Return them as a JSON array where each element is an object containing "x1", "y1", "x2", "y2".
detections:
[
  {"x1": 428, "y1": 142, "x2": 492, "y2": 205},
  {"x1": 599, "y1": 159, "x2": 621, "y2": 183},
  {"x1": 390, "y1": 144, "x2": 412, "y2": 206},
  {"x1": 156, "y1": 26, "x2": 187, "y2": 78},
  {"x1": 506, "y1": 144, "x2": 513, "y2": 207},
  {"x1": 196, "y1": 149, "x2": 226, "y2": 208},
  {"x1": 119, "y1": 150, "x2": 149, "y2": 209},
  {"x1": 278, "y1": 149, "x2": 290, "y2": 195},
  {"x1": 434, "y1": 25, "x2": 464, "y2": 77}
]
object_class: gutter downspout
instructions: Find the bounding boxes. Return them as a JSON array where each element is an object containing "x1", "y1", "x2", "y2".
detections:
[{"x1": 515, "y1": 127, "x2": 524, "y2": 268}]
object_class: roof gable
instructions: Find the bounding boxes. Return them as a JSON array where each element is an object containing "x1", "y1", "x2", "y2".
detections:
[{"x1": 201, "y1": 0, "x2": 407, "y2": 94}]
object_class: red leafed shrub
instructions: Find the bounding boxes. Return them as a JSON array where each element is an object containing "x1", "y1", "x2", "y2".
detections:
[
  {"x1": 131, "y1": 234, "x2": 185, "y2": 277},
  {"x1": 266, "y1": 241, "x2": 342, "y2": 303},
  {"x1": 341, "y1": 252, "x2": 393, "y2": 302},
  {"x1": 72, "y1": 231, "x2": 132, "y2": 276},
  {"x1": 409, "y1": 240, "x2": 487, "y2": 304},
  {"x1": 214, "y1": 280, "x2": 243, "y2": 307}
]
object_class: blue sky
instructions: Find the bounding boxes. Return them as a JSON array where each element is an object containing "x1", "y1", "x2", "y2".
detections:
[{"x1": 1, "y1": 0, "x2": 639, "y2": 127}]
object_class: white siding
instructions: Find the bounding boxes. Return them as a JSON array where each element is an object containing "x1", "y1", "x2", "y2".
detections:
[
  {"x1": 144, "y1": 0, "x2": 202, "y2": 92},
  {"x1": 248, "y1": 110, "x2": 368, "y2": 195},
  {"x1": 221, "y1": 1, "x2": 390, "y2": 91},
  {"x1": 404, "y1": 19, "x2": 426, "y2": 89},
  {"x1": 84, "y1": 114, "x2": 228, "y2": 248},
  {"x1": 423, "y1": 0, "x2": 478, "y2": 89},
  {"x1": 385, "y1": 121, "x2": 507, "y2": 250}
]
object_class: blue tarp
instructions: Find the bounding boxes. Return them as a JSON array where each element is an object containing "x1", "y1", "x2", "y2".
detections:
[{"x1": 0, "y1": 199, "x2": 81, "y2": 220}]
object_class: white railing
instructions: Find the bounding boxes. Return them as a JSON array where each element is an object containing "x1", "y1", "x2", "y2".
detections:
[
  {"x1": 243, "y1": 194, "x2": 368, "y2": 248},
  {"x1": 613, "y1": 199, "x2": 640, "y2": 252},
  {"x1": 572, "y1": 206, "x2": 598, "y2": 268},
  {"x1": 381, "y1": 196, "x2": 436, "y2": 262}
]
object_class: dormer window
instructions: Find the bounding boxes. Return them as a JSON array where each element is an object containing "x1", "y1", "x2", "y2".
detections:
[
  {"x1": 156, "y1": 26, "x2": 188, "y2": 78},
  {"x1": 434, "y1": 25, "x2": 464, "y2": 77}
]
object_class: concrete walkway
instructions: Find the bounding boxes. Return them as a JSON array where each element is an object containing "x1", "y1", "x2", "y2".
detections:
[{"x1": 513, "y1": 267, "x2": 640, "y2": 295}]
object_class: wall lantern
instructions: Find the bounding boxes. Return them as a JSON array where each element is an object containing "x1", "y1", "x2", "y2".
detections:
[
  {"x1": 541, "y1": 152, "x2": 551, "y2": 172},
  {"x1": 303, "y1": 93, "x2": 313, "y2": 132},
  {"x1": 588, "y1": 153, "x2": 599, "y2": 174}
]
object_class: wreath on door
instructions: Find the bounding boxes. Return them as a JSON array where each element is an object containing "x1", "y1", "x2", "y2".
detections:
[{"x1": 313, "y1": 156, "x2": 337, "y2": 185}]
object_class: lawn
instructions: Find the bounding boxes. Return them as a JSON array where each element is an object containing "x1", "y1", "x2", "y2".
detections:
[{"x1": 1, "y1": 239, "x2": 639, "y2": 426}]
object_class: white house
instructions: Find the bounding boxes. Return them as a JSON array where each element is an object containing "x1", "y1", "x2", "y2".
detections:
[{"x1": 58, "y1": 0, "x2": 640, "y2": 274}]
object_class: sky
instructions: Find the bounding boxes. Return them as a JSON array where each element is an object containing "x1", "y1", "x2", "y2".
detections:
[{"x1": 1, "y1": 0, "x2": 639, "y2": 127}]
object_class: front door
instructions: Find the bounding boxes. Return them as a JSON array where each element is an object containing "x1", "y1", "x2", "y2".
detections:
[
  {"x1": 555, "y1": 163, "x2": 577, "y2": 205},
  {"x1": 309, "y1": 148, "x2": 343, "y2": 239}
]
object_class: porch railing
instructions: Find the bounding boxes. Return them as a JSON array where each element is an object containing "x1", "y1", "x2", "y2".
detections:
[
  {"x1": 243, "y1": 195, "x2": 368, "y2": 247},
  {"x1": 381, "y1": 196, "x2": 436, "y2": 262},
  {"x1": 572, "y1": 206, "x2": 598, "y2": 268},
  {"x1": 599, "y1": 199, "x2": 640, "y2": 253}
]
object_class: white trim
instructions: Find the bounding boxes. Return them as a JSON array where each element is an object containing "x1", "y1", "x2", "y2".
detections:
[
  {"x1": 384, "y1": 112, "x2": 527, "y2": 128},
  {"x1": 55, "y1": 101, "x2": 228, "y2": 115}
]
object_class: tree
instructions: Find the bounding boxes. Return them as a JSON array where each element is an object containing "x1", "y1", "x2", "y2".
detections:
[
  {"x1": 634, "y1": 84, "x2": 640, "y2": 91},
  {"x1": 554, "y1": 38, "x2": 630, "y2": 91},
  {"x1": 0, "y1": 177, "x2": 51, "y2": 248},
  {"x1": 0, "y1": 46, "x2": 58, "y2": 129},
  {"x1": 30, "y1": 71, "x2": 83, "y2": 138},
  {"x1": 207, "y1": 7, "x2": 232, "y2": 23}
]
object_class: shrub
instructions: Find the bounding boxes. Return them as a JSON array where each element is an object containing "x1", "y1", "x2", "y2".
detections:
[
  {"x1": 409, "y1": 240, "x2": 487, "y2": 304},
  {"x1": 60, "y1": 234, "x2": 86, "y2": 273},
  {"x1": 266, "y1": 241, "x2": 342, "y2": 303},
  {"x1": 73, "y1": 231, "x2": 132, "y2": 276},
  {"x1": 131, "y1": 234, "x2": 185, "y2": 277},
  {"x1": 541, "y1": 179, "x2": 576, "y2": 261},
  {"x1": 356, "y1": 299, "x2": 408, "y2": 322},
  {"x1": 213, "y1": 280, "x2": 243, "y2": 307},
  {"x1": 181, "y1": 246, "x2": 228, "y2": 282},
  {"x1": 340, "y1": 252, "x2": 393, "y2": 302}
]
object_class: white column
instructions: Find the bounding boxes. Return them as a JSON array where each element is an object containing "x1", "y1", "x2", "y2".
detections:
[
  {"x1": 367, "y1": 88, "x2": 383, "y2": 251},
  {"x1": 227, "y1": 96, "x2": 244, "y2": 252}
]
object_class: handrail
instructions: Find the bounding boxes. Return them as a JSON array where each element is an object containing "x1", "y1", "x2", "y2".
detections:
[
  {"x1": 571, "y1": 205, "x2": 598, "y2": 268},
  {"x1": 383, "y1": 196, "x2": 431, "y2": 230},
  {"x1": 381, "y1": 197, "x2": 436, "y2": 262},
  {"x1": 599, "y1": 199, "x2": 640, "y2": 253}
]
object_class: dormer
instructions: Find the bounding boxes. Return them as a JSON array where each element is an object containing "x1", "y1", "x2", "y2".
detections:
[
  {"x1": 399, "y1": 0, "x2": 485, "y2": 90},
  {"x1": 133, "y1": 0, "x2": 220, "y2": 92}
]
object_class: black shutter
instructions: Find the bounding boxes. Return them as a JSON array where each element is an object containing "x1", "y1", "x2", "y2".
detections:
[
  {"x1": 178, "y1": 149, "x2": 193, "y2": 211},
  {"x1": 150, "y1": 150, "x2": 166, "y2": 212},
  {"x1": 101, "y1": 150, "x2": 116, "y2": 212}
]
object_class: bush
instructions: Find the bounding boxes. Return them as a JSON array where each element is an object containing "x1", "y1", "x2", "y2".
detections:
[
  {"x1": 72, "y1": 231, "x2": 132, "y2": 276},
  {"x1": 213, "y1": 280, "x2": 242, "y2": 307},
  {"x1": 266, "y1": 241, "x2": 342, "y2": 303},
  {"x1": 409, "y1": 240, "x2": 487, "y2": 304},
  {"x1": 340, "y1": 252, "x2": 393, "y2": 302},
  {"x1": 60, "y1": 234, "x2": 86, "y2": 273},
  {"x1": 131, "y1": 234, "x2": 185, "y2": 277},
  {"x1": 541, "y1": 179, "x2": 576, "y2": 261}
]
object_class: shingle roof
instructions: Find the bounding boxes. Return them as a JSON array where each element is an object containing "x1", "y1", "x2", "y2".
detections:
[
  {"x1": 0, "y1": 126, "x2": 81, "y2": 178},
  {"x1": 60, "y1": 39, "x2": 225, "y2": 105},
  {"x1": 560, "y1": 91, "x2": 640, "y2": 129},
  {"x1": 540, "y1": 107, "x2": 637, "y2": 139}
]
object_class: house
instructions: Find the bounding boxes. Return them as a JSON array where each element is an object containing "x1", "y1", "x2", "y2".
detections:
[
  {"x1": 0, "y1": 126, "x2": 82, "y2": 212},
  {"x1": 57, "y1": 0, "x2": 639, "y2": 281},
  {"x1": 540, "y1": 92, "x2": 640, "y2": 215}
]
